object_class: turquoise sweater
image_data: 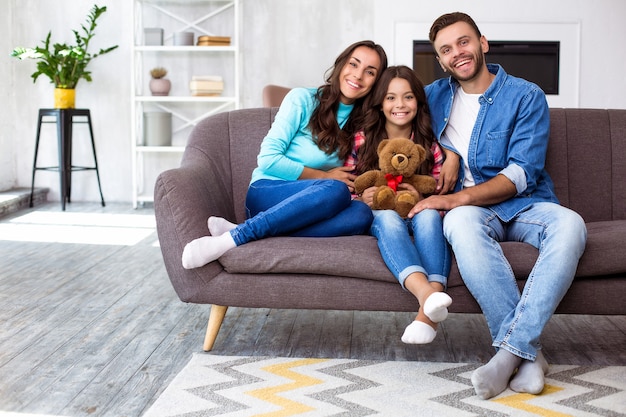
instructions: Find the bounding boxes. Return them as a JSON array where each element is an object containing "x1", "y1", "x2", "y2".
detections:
[{"x1": 250, "y1": 87, "x2": 354, "y2": 184}]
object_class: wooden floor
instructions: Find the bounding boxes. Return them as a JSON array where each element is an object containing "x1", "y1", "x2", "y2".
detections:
[{"x1": 0, "y1": 202, "x2": 624, "y2": 417}]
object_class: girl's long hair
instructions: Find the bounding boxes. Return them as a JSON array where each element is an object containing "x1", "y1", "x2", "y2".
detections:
[
  {"x1": 355, "y1": 65, "x2": 437, "y2": 175},
  {"x1": 309, "y1": 40, "x2": 388, "y2": 160}
]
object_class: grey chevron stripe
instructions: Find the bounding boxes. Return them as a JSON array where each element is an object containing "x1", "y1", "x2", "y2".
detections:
[
  {"x1": 181, "y1": 356, "x2": 267, "y2": 417},
  {"x1": 550, "y1": 366, "x2": 626, "y2": 417},
  {"x1": 428, "y1": 364, "x2": 513, "y2": 417},
  {"x1": 309, "y1": 360, "x2": 381, "y2": 416}
]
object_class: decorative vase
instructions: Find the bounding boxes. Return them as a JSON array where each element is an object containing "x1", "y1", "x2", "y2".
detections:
[
  {"x1": 143, "y1": 112, "x2": 172, "y2": 146},
  {"x1": 149, "y1": 78, "x2": 171, "y2": 96},
  {"x1": 54, "y1": 88, "x2": 76, "y2": 109}
]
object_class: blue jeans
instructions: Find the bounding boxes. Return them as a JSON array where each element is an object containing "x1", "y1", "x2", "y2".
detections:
[
  {"x1": 370, "y1": 209, "x2": 451, "y2": 289},
  {"x1": 443, "y1": 202, "x2": 587, "y2": 360},
  {"x1": 230, "y1": 179, "x2": 373, "y2": 245}
]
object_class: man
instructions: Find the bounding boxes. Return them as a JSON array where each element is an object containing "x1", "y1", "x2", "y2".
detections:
[{"x1": 409, "y1": 12, "x2": 587, "y2": 400}]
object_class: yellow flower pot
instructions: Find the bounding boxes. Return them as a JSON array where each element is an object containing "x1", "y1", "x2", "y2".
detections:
[{"x1": 54, "y1": 88, "x2": 76, "y2": 109}]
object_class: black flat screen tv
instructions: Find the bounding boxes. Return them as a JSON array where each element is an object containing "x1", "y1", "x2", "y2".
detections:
[{"x1": 413, "y1": 40, "x2": 560, "y2": 94}]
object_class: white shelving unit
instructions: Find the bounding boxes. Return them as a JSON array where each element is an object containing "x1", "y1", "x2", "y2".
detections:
[{"x1": 131, "y1": 0, "x2": 240, "y2": 207}]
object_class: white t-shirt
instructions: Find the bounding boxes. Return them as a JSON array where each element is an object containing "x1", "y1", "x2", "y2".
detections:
[{"x1": 440, "y1": 87, "x2": 481, "y2": 188}]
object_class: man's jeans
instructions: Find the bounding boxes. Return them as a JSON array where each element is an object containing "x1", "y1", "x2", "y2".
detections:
[
  {"x1": 443, "y1": 202, "x2": 587, "y2": 360},
  {"x1": 230, "y1": 179, "x2": 373, "y2": 246},
  {"x1": 370, "y1": 209, "x2": 451, "y2": 289}
]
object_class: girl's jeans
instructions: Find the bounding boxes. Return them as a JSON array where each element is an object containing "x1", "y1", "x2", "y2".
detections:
[
  {"x1": 370, "y1": 209, "x2": 451, "y2": 289},
  {"x1": 230, "y1": 179, "x2": 373, "y2": 245},
  {"x1": 443, "y1": 202, "x2": 587, "y2": 360}
]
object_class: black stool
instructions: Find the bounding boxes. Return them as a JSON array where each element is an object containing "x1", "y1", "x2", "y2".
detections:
[{"x1": 30, "y1": 108, "x2": 105, "y2": 211}]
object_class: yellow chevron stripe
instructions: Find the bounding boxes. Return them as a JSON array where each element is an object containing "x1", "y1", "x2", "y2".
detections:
[
  {"x1": 493, "y1": 384, "x2": 572, "y2": 417},
  {"x1": 247, "y1": 358, "x2": 329, "y2": 417}
]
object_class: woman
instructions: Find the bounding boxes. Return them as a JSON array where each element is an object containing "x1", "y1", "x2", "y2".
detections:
[
  {"x1": 182, "y1": 40, "x2": 388, "y2": 269},
  {"x1": 349, "y1": 65, "x2": 458, "y2": 344}
]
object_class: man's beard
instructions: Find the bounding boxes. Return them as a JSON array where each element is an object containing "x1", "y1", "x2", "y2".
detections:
[{"x1": 445, "y1": 47, "x2": 485, "y2": 82}]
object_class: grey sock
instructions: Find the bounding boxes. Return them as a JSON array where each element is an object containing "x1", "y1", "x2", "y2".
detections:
[
  {"x1": 509, "y1": 350, "x2": 549, "y2": 394},
  {"x1": 471, "y1": 349, "x2": 522, "y2": 399}
]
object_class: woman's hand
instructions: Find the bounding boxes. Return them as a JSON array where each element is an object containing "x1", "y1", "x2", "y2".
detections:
[
  {"x1": 301, "y1": 166, "x2": 357, "y2": 192},
  {"x1": 327, "y1": 166, "x2": 357, "y2": 192}
]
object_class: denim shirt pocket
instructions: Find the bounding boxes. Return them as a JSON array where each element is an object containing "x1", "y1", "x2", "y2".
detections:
[{"x1": 485, "y1": 129, "x2": 512, "y2": 167}]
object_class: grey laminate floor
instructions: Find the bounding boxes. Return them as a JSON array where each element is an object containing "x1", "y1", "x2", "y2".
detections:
[{"x1": 0, "y1": 202, "x2": 624, "y2": 417}]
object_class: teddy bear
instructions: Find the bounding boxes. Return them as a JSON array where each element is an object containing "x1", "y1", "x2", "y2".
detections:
[{"x1": 354, "y1": 137, "x2": 437, "y2": 218}]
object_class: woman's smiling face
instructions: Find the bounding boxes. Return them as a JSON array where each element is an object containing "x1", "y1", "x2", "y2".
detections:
[{"x1": 338, "y1": 46, "x2": 382, "y2": 104}]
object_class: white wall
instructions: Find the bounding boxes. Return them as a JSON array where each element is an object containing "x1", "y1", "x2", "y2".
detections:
[
  {"x1": 2, "y1": 0, "x2": 625, "y2": 202},
  {"x1": 0, "y1": 1, "x2": 15, "y2": 191}
]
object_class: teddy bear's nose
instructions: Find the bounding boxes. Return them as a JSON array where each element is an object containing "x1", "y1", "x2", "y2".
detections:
[{"x1": 398, "y1": 156, "x2": 405, "y2": 163}]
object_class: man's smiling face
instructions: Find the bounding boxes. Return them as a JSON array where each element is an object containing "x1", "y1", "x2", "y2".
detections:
[{"x1": 433, "y1": 21, "x2": 489, "y2": 83}]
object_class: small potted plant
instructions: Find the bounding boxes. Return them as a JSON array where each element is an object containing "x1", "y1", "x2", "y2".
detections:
[
  {"x1": 11, "y1": 4, "x2": 118, "y2": 109},
  {"x1": 149, "y1": 67, "x2": 171, "y2": 96}
]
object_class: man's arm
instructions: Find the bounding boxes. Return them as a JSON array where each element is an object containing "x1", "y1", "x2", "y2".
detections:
[{"x1": 408, "y1": 173, "x2": 517, "y2": 217}]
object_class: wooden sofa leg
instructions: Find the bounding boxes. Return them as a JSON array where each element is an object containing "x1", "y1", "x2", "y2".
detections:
[{"x1": 203, "y1": 304, "x2": 228, "y2": 351}]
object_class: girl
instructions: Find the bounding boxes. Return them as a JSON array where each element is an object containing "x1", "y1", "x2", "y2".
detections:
[
  {"x1": 182, "y1": 40, "x2": 388, "y2": 269},
  {"x1": 349, "y1": 65, "x2": 458, "y2": 344}
]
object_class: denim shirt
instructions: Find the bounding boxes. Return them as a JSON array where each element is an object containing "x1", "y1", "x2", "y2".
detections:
[{"x1": 425, "y1": 64, "x2": 559, "y2": 222}]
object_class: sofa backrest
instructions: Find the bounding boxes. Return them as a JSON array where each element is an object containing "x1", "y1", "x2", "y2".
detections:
[
  {"x1": 182, "y1": 107, "x2": 625, "y2": 224},
  {"x1": 547, "y1": 109, "x2": 626, "y2": 222}
]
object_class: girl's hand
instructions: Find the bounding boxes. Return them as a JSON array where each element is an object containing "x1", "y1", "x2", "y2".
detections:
[
  {"x1": 397, "y1": 182, "x2": 421, "y2": 199},
  {"x1": 357, "y1": 186, "x2": 378, "y2": 206}
]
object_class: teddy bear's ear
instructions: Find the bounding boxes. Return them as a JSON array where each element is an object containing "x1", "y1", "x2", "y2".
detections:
[
  {"x1": 377, "y1": 139, "x2": 390, "y2": 155},
  {"x1": 414, "y1": 143, "x2": 427, "y2": 160}
]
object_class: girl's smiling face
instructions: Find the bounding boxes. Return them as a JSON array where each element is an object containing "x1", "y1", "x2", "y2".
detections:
[{"x1": 382, "y1": 77, "x2": 418, "y2": 132}]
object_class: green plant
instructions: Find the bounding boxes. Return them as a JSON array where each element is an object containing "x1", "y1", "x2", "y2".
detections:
[
  {"x1": 10, "y1": 4, "x2": 118, "y2": 89},
  {"x1": 150, "y1": 67, "x2": 168, "y2": 79}
]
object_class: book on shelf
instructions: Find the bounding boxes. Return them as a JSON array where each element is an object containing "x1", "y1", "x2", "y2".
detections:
[
  {"x1": 189, "y1": 80, "x2": 224, "y2": 91},
  {"x1": 190, "y1": 75, "x2": 224, "y2": 96},
  {"x1": 191, "y1": 91, "x2": 222, "y2": 97},
  {"x1": 197, "y1": 35, "x2": 231, "y2": 46},
  {"x1": 191, "y1": 75, "x2": 223, "y2": 81}
]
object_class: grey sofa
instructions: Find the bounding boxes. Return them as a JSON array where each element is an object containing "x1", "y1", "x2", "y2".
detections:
[{"x1": 154, "y1": 108, "x2": 626, "y2": 351}]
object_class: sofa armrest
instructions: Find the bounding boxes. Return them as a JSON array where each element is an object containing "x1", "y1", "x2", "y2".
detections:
[{"x1": 154, "y1": 161, "x2": 234, "y2": 302}]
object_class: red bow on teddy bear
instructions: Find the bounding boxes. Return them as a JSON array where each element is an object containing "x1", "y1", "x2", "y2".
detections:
[{"x1": 384, "y1": 173, "x2": 403, "y2": 191}]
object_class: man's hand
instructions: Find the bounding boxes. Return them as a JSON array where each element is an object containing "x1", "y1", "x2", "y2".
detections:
[
  {"x1": 437, "y1": 150, "x2": 460, "y2": 194},
  {"x1": 408, "y1": 193, "x2": 467, "y2": 217},
  {"x1": 408, "y1": 174, "x2": 517, "y2": 218}
]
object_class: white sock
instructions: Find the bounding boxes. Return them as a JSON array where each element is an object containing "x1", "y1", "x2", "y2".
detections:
[
  {"x1": 181, "y1": 232, "x2": 236, "y2": 269},
  {"x1": 208, "y1": 216, "x2": 237, "y2": 235},
  {"x1": 423, "y1": 292, "x2": 452, "y2": 323},
  {"x1": 509, "y1": 350, "x2": 549, "y2": 394},
  {"x1": 401, "y1": 320, "x2": 437, "y2": 344}
]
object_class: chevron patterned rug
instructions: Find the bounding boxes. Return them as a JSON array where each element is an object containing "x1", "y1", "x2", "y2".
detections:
[{"x1": 144, "y1": 354, "x2": 625, "y2": 417}]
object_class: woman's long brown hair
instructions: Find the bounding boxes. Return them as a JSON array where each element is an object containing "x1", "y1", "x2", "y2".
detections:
[
  {"x1": 355, "y1": 65, "x2": 437, "y2": 175},
  {"x1": 309, "y1": 40, "x2": 388, "y2": 161}
]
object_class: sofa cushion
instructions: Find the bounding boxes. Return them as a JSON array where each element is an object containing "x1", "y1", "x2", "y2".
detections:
[
  {"x1": 219, "y1": 235, "x2": 397, "y2": 284},
  {"x1": 217, "y1": 219, "x2": 626, "y2": 288},
  {"x1": 576, "y1": 220, "x2": 626, "y2": 277},
  {"x1": 218, "y1": 236, "x2": 541, "y2": 289}
]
